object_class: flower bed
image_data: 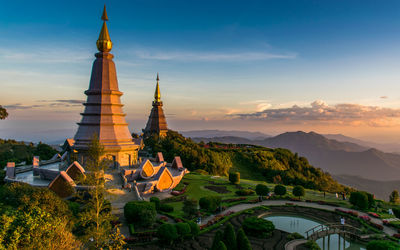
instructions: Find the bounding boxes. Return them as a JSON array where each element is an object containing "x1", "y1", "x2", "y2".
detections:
[
  {"x1": 359, "y1": 215, "x2": 371, "y2": 222},
  {"x1": 368, "y1": 212, "x2": 380, "y2": 218}
]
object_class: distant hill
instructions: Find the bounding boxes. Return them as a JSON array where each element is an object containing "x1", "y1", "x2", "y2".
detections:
[
  {"x1": 145, "y1": 131, "x2": 347, "y2": 193},
  {"x1": 324, "y1": 133, "x2": 400, "y2": 154},
  {"x1": 180, "y1": 130, "x2": 270, "y2": 140},
  {"x1": 334, "y1": 175, "x2": 400, "y2": 201},
  {"x1": 193, "y1": 131, "x2": 400, "y2": 181}
]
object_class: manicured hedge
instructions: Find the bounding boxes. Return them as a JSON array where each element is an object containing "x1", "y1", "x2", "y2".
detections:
[
  {"x1": 229, "y1": 172, "x2": 240, "y2": 184},
  {"x1": 157, "y1": 223, "x2": 178, "y2": 245},
  {"x1": 124, "y1": 201, "x2": 156, "y2": 227},
  {"x1": 366, "y1": 240, "x2": 400, "y2": 250},
  {"x1": 242, "y1": 216, "x2": 275, "y2": 238},
  {"x1": 199, "y1": 196, "x2": 222, "y2": 212},
  {"x1": 150, "y1": 197, "x2": 160, "y2": 210},
  {"x1": 159, "y1": 203, "x2": 174, "y2": 213}
]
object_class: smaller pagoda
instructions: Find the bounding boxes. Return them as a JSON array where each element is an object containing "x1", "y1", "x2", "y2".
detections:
[{"x1": 143, "y1": 73, "x2": 168, "y2": 137}]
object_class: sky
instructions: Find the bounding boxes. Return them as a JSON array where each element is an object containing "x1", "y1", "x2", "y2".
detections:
[{"x1": 2, "y1": 0, "x2": 400, "y2": 143}]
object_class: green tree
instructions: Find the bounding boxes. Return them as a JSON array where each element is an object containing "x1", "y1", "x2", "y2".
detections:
[
  {"x1": 237, "y1": 228, "x2": 252, "y2": 250},
  {"x1": 0, "y1": 105, "x2": 8, "y2": 120},
  {"x1": 274, "y1": 184, "x2": 286, "y2": 197},
  {"x1": 292, "y1": 185, "x2": 305, "y2": 199},
  {"x1": 349, "y1": 191, "x2": 369, "y2": 210},
  {"x1": 183, "y1": 198, "x2": 198, "y2": 218},
  {"x1": 199, "y1": 196, "x2": 221, "y2": 212},
  {"x1": 255, "y1": 184, "x2": 269, "y2": 199},
  {"x1": 217, "y1": 241, "x2": 227, "y2": 250},
  {"x1": 223, "y1": 223, "x2": 236, "y2": 250},
  {"x1": 390, "y1": 190, "x2": 400, "y2": 204},
  {"x1": 229, "y1": 172, "x2": 240, "y2": 184},
  {"x1": 211, "y1": 230, "x2": 223, "y2": 250},
  {"x1": 0, "y1": 206, "x2": 81, "y2": 249},
  {"x1": 77, "y1": 135, "x2": 124, "y2": 249}
]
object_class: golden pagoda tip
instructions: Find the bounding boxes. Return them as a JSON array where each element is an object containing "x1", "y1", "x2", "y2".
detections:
[
  {"x1": 101, "y1": 5, "x2": 109, "y2": 21},
  {"x1": 157, "y1": 72, "x2": 159, "y2": 81}
]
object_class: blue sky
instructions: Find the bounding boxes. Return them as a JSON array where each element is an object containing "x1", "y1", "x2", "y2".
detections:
[{"x1": 2, "y1": 0, "x2": 400, "y2": 143}]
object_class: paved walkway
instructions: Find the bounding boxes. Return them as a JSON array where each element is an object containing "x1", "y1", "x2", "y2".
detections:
[
  {"x1": 284, "y1": 239, "x2": 307, "y2": 250},
  {"x1": 200, "y1": 200, "x2": 397, "y2": 236}
]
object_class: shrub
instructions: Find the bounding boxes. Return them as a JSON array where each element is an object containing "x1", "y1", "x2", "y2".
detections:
[
  {"x1": 393, "y1": 207, "x2": 400, "y2": 219},
  {"x1": 236, "y1": 227, "x2": 251, "y2": 250},
  {"x1": 274, "y1": 185, "x2": 286, "y2": 196},
  {"x1": 235, "y1": 189, "x2": 255, "y2": 196},
  {"x1": 68, "y1": 201, "x2": 80, "y2": 216},
  {"x1": 349, "y1": 192, "x2": 369, "y2": 210},
  {"x1": 255, "y1": 184, "x2": 270, "y2": 197},
  {"x1": 175, "y1": 222, "x2": 191, "y2": 238},
  {"x1": 242, "y1": 216, "x2": 275, "y2": 238},
  {"x1": 292, "y1": 185, "x2": 305, "y2": 198},
  {"x1": 150, "y1": 197, "x2": 160, "y2": 210},
  {"x1": 194, "y1": 169, "x2": 209, "y2": 175},
  {"x1": 188, "y1": 221, "x2": 200, "y2": 238},
  {"x1": 128, "y1": 224, "x2": 135, "y2": 235},
  {"x1": 367, "y1": 240, "x2": 400, "y2": 250},
  {"x1": 124, "y1": 201, "x2": 156, "y2": 227},
  {"x1": 183, "y1": 198, "x2": 198, "y2": 218},
  {"x1": 223, "y1": 223, "x2": 236, "y2": 250},
  {"x1": 287, "y1": 232, "x2": 304, "y2": 240},
  {"x1": 211, "y1": 230, "x2": 223, "y2": 250},
  {"x1": 159, "y1": 203, "x2": 174, "y2": 213},
  {"x1": 304, "y1": 240, "x2": 321, "y2": 250},
  {"x1": 199, "y1": 196, "x2": 222, "y2": 212},
  {"x1": 157, "y1": 223, "x2": 178, "y2": 245},
  {"x1": 229, "y1": 172, "x2": 240, "y2": 184}
]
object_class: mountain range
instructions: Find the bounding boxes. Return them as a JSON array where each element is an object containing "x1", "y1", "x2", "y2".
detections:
[{"x1": 184, "y1": 130, "x2": 400, "y2": 200}]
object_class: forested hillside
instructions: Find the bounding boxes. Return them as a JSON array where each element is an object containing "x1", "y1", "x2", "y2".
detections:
[
  {"x1": 145, "y1": 131, "x2": 347, "y2": 193},
  {"x1": 0, "y1": 139, "x2": 58, "y2": 167}
]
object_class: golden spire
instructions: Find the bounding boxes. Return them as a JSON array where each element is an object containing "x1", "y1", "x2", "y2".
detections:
[
  {"x1": 96, "y1": 5, "x2": 112, "y2": 52},
  {"x1": 154, "y1": 73, "x2": 161, "y2": 102}
]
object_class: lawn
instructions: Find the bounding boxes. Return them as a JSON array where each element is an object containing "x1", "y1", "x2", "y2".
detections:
[{"x1": 161, "y1": 173, "x2": 351, "y2": 218}]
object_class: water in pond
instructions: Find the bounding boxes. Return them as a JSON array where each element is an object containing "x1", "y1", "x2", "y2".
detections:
[{"x1": 264, "y1": 215, "x2": 366, "y2": 250}]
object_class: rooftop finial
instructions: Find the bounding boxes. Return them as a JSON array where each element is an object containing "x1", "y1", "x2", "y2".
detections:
[
  {"x1": 101, "y1": 5, "x2": 109, "y2": 21},
  {"x1": 154, "y1": 73, "x2": 161, "y2": 102},
  {"x1": 96, "y1": 5, "x2": 112, "y2": 52}
]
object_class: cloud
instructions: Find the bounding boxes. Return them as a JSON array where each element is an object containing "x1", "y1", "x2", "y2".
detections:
[
  {"x1": 239, "y1": 99, "x2": 272, "y2": 112},
  {"x1": 233, "y1": 100, "x2": 400, "y2": 127},
  {"x1": 380, "y1": 96, "x2": 388, "y2": 99},
  {"x1": 5, "y1": 100, "x2": 84, "y2": 110},
  {"x1": 134, "y1": 50, "x2": 297, "y2": 62},
  {"x1": 4, "y1": 103, "x2": 44, "y2": 110}
]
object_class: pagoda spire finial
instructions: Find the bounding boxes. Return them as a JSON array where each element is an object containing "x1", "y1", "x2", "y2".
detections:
[
  {"x1": 96, "y1": 5, "x2": 112, "y2": 52},
  {"x1": 154, "y1": 73, "x2": 161, "y2": 102}
]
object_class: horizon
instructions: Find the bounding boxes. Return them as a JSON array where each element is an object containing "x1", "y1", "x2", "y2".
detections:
[{"x1": 2, "y1": 1, "x2": 400, "y2": 143}]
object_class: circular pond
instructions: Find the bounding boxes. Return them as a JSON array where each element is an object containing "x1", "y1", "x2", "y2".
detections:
[{"x1": 264, "y1": 214, "x2": 366, "y2": 250}]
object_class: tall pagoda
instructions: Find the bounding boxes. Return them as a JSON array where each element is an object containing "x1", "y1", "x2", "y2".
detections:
[
  {"x1": 73, "y1": 6, "x2": 139, "y2": 167},
  {"x1": 143, "y1": 73, "x2": 168, "y2": 137}
]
